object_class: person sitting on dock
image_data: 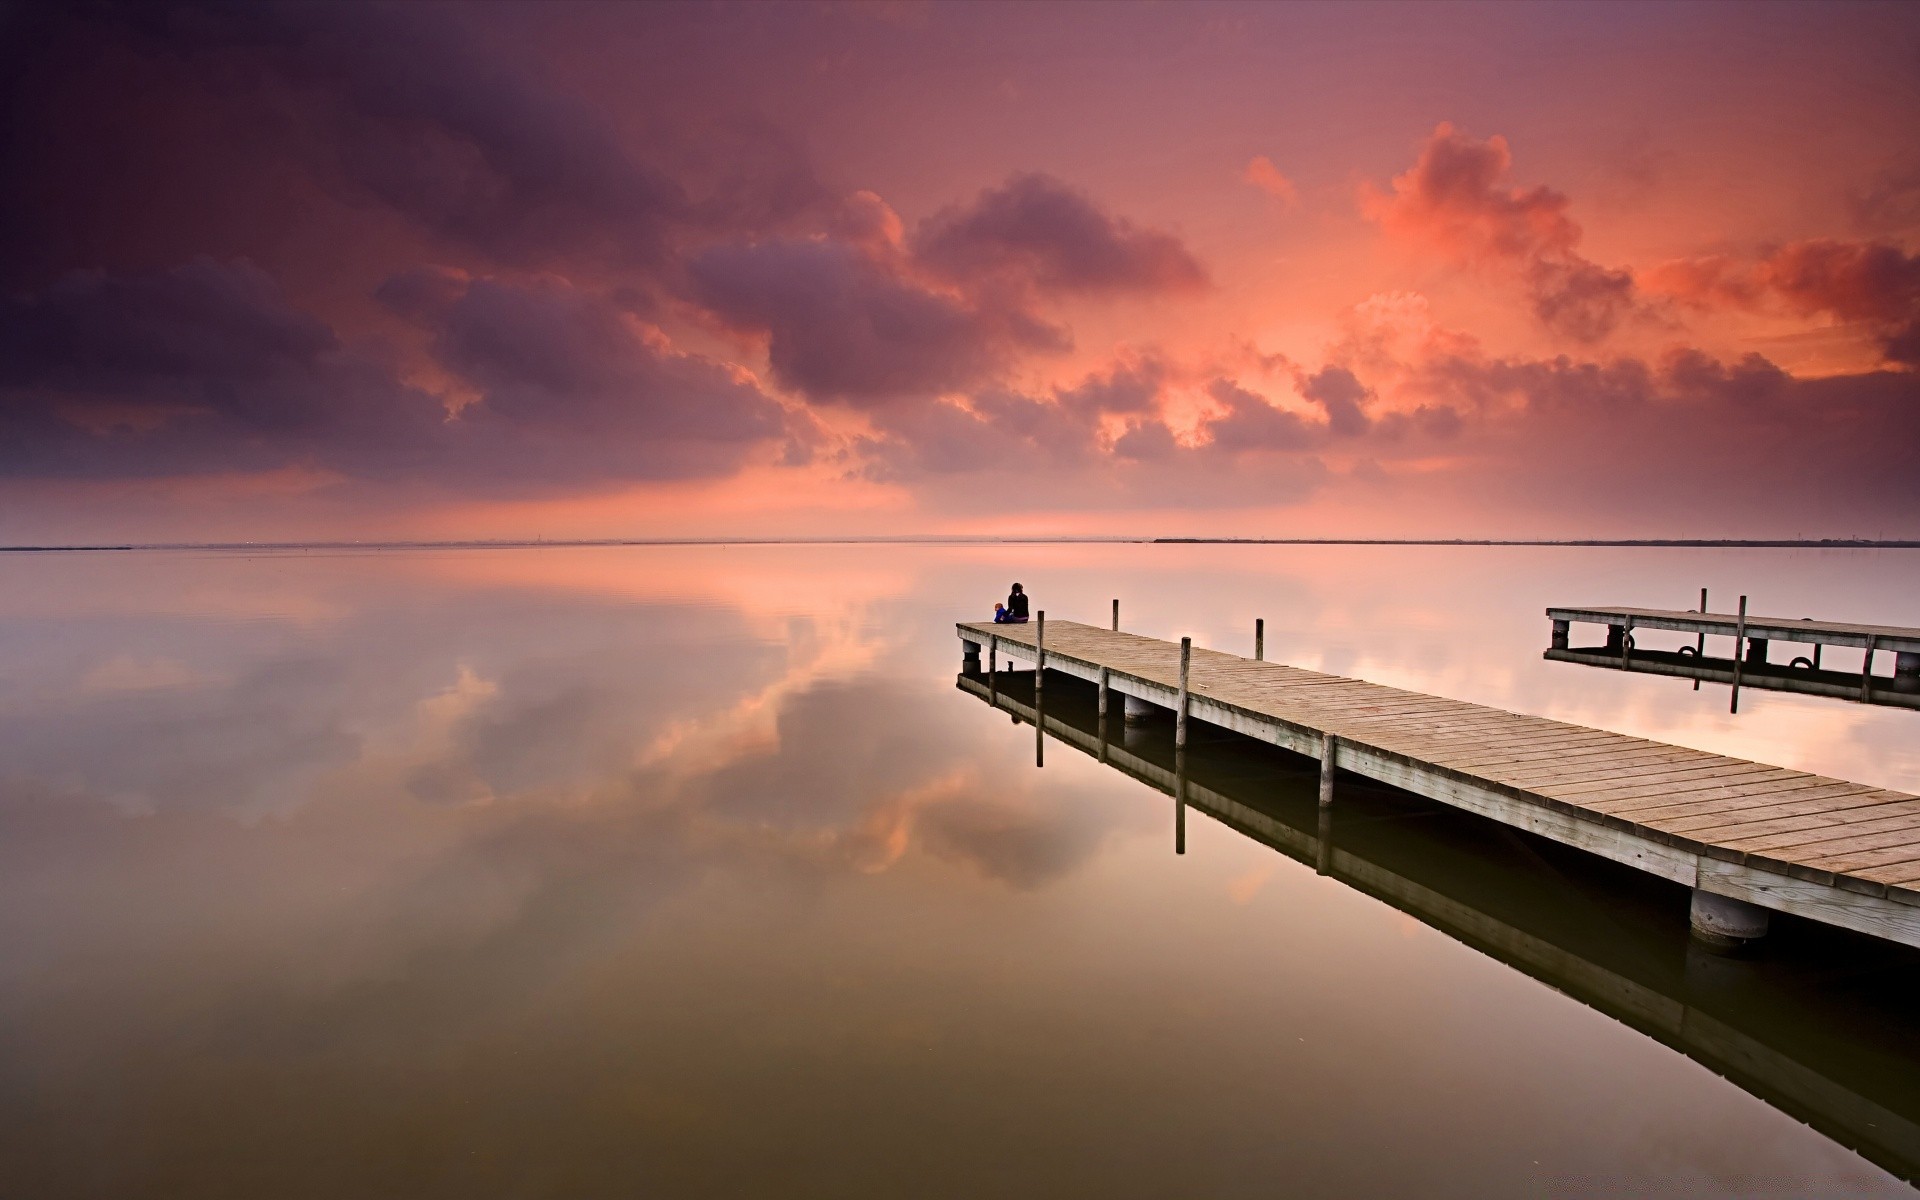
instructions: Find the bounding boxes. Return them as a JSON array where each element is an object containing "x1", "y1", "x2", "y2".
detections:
[{"x1": 994, "y1": 582, "x2": 1030, "y2": 623}]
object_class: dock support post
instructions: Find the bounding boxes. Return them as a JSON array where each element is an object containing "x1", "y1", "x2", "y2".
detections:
[
  {"x1": 1694, "y1": 588, "x2": 1707, "y2": 690},
  {"x1": 1097, "y1": 668, "x2": 1110, "y2": 763},
  {"x1": 1035, "y1": 611, "x2": 1045, "y2": 698},
  {"x1": 988, "y1": 636, "x2": 997, "y2": 699},
  {"x1": 1319, "y1": 734, "x2": 1337, "y2": 809},
  {"x1": 1551, "y1": 619, "x2": 1569, "y2": 650},
  {"x1": 1897, "y1": 651, "x2": 1920, "y2": 694},
  {"x1": 1730, "y1": 595, "x2": 1748, "y2": 714},
  {"x1": 1621, "y1": 620, "x2": 1633, "y2": 667},
  {"x1": 1690, "y1": 888, "x2": 1770, "y2": 947},
  {"x1": 1034, "y1": 612, "x2": 1045, "y2": 767},
  {"x1": 1174, "y1": 749, "x2": 1186, "y2": 856},
  {"x1": 1112, "y1": 598, "x2": 1119, "y2": 632},
  {"x1": 1863, "y1": 634, "x2": 1876, "y2": 702},
  {"x1": 1123, "y1": 693, "x2": 1154, "y2": 725},
  {"x1": 1176, "y1": 637, "x2": 1191, "y2": 750},
  {"x1": 1255, "y1": 618, "x2": 1264, "y2": 661},
  {"x1": 962, "y1": 638, "x2": 981, "y2": 672}
]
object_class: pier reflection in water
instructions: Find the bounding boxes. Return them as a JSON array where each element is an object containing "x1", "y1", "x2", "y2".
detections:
[
  {"x1": 1546, "y1": 643, "x2": 1920, "y2": 712},
  {"x1": 961, "y1": 664, "x2": 1920, "y2": 1185}
]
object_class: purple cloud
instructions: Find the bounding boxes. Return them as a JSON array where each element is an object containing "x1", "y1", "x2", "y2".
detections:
[
  {"x1": 913, "y1": 173, "x2": 1207, "y2": 295},
  {"x1": 687, "y1": 238, "x2": 1065, "y2": 406}
]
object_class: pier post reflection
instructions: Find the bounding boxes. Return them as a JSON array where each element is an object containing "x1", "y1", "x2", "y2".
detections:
[{"x1": 1175, "y1": 748, "x2": 1186, "y2": 856}]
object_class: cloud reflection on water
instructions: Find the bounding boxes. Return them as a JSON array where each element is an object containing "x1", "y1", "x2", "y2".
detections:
[{"x1": 1, "y1": 544, "x2": 1914, "y2": 1197}]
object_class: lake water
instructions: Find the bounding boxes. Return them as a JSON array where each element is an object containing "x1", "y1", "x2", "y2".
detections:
[{"x1": 3, "y1": 544, "x2": 1918, "y2": 1197}]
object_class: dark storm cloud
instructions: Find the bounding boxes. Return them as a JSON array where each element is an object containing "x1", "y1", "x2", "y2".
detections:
[
  {"x1": 912, "y1": 173, "x2": 1208, "y2": 295},
  {"x1": 0, "y1": 0, "x2": 1225, "y2": 492},
  {"x1": 385, "y1": 269, "x2": 790, "y2": 480},
  {"x1": 1, "y1": 0, "x2": 680, "y2": 274},
  {"x1": 0, "y1": 259, "x2": 786, "y2": 487},
  {"x1": 687, "y1": 238, "x2": 1067, "y2": 406},
  {"x1": 0, "y1": 258, "x2": 445, "y2": 479}
]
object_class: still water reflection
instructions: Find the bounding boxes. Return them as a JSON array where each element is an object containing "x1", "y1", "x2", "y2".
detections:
[{"x1": 2, "y1": 544, "x2": 1917, "y2": 1197}]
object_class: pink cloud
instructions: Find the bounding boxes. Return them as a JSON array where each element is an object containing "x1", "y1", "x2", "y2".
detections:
[
  {"x1": 1243, "y1": 156, "x2": 1298, "y2": 205},
  {"x1": 1364, "y1": 124, "x2": 1638, "y2": 342},
  {"x1": 1646, "y1": 239, "x2": 1920, "y2": 366}
]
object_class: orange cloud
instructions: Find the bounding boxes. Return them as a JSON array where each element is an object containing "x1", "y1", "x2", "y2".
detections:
[
  {"x1": 1363, "y1": 124, "x2": 1637, "y2": 342},
  {"x1": 1644, "y1": 239, "x2": 1920, "y2": 367},
  {"x1": 1243, "y1": 156, "x2": 1298, "y2": 205}
]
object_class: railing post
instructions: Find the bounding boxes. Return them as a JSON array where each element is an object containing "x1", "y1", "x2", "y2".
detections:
[{"x1": 1176, "y1": 636, "x2": 1191, "y2": 750}]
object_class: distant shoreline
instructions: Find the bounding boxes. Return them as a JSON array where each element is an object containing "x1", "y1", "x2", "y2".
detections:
[{"x1": 5, "y1": 537, "x2": 1919, "y2": 553}]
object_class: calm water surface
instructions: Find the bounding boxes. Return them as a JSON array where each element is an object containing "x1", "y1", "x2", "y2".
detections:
[{"x1": 3, "y1": 544, "x2": 1918, "y2": 1197}]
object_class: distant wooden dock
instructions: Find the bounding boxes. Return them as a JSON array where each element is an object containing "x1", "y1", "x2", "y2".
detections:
[
  {"x1": 1549, "y1": 603, "x2": 1920, "y2": 712},
  {"x1": 958, "y1": 618, "x2": 1920, "y2": 948}
]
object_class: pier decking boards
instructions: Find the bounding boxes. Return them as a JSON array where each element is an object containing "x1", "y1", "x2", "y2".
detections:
[{"x1": 958, "y1": 618, "x2": 1920, "y2": 948}]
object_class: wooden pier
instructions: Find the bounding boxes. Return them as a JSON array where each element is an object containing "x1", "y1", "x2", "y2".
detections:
[{"x1": 958, "y1": 618, "x2": 1920, "y2": 948}]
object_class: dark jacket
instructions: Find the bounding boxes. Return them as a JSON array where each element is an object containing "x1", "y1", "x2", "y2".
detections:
[{"x1": 1006, "y1": 590, "x2": 1030, "y2": 619}]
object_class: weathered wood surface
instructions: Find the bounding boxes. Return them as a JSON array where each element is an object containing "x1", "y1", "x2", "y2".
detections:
[
  {"x1": 959, "y1": 619, "x2": 1920, "y2": 944},
  {"x1": 1549, "y1": 605, "x2": 1920, "y2": 654}
]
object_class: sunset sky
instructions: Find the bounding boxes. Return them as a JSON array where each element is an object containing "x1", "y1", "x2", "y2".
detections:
[{"x1": 3, "y1": 0, "x2": 1917, "y2": 542}]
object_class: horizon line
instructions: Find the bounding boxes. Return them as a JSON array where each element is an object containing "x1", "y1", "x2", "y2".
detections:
[{"x1": 5, "y1": 536, "x2": 1920, "y2": 553}]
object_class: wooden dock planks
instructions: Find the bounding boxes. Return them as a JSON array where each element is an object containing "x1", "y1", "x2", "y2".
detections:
[{"x1": 959, "y1": 618, "x2": 1920, "y2": 945}]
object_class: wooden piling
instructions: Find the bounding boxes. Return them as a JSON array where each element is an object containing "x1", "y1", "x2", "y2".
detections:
[
  {"x1": 1035, "y1": 611, "x2": 1045, "y2": 697},
  {"x1": 1319, "y1": 734, "x2": 1337, "y2": 809},
  {"x1": 1111, "y1": 598, "x2": 1119, "y2": 631},
  {"x1": 988, "y1": 635, "x2": 998, "y2": 700},
  {"x1": 1694, "y1": 588, "x2": 1706, "y2": 690},
  {"x1": 1255, "y1": 618, "x2": 1264, "y2": 661},
  {"x1": 1730, "y1": 595, "x2": 1747, "y2": 714},
  {"x1": 1175, "y1": 636, "x2": 1191, "y2": 750},
  {"x1": 1863, "y1": 635, "x2": 1877, "y2": 702}
]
